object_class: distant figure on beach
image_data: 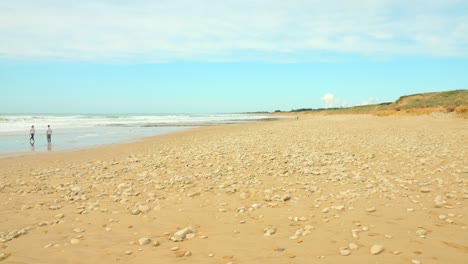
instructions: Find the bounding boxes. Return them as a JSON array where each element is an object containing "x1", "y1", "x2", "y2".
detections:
[
  {"x1": 46, "y1": 125, "x2": 52, "y2": 143},
  {"x1": 29, "y1": 125, "x2": 35, "y2": 144}
]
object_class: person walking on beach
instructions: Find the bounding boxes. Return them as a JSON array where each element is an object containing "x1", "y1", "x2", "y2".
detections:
[
  {"x1": 29, "y1": 125, "x2": 35, "y2": 144},
  {"x1": 46, "y1": 125, "x2": 52, "y2": 143}
]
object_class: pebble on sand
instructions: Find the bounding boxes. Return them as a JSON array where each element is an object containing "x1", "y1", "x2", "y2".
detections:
[
  {"x1": 264, "y1": 227, "x2": 277, "y2": 236},
  {"x1": 370, "y1": 245, "x2": 384, "y2": 255},
  {"x1": 349, "y1": 243, "x2": 359, "y2": 250},
  {"x1": 171, "y1": 226, "x2": 195, "y2": 242},
  {"x1": 420, "y1": 187, "x2": 431, "y2": 193},
  {"x1": 138, "y1": 237, "x2": 151, "y2": 246},
  {"x1": 0, "y1": 253, "x2": 11, "y2": 261},
  {"x1": 340, "y1": 249, "x2": 351, "y2": 256}
]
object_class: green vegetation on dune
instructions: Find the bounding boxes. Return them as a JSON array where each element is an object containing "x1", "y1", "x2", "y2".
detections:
[
  {"x1": 285, "y1": 90, "x2": 467, "y2": 115},
  {"x1": 393, "y1": 90, "x2": 468, "y2": 109}
]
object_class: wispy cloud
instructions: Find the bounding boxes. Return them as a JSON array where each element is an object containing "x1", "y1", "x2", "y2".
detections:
[{"x1": 1, "y1": 0, "x2": 467, "y2": 62}]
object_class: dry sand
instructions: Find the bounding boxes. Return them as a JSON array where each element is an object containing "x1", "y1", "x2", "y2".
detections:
[{"x1": 0, "y1": 114, "x2": 467, "y2": 264}]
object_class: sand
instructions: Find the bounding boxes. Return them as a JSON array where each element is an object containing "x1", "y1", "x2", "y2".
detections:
[{"x1": 0, "y1": 114, "x2": 467, "y2": 264}]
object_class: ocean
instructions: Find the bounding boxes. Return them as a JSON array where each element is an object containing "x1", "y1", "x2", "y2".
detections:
[{"x1": 0, "y1": 113, "x2": 273, "y2": 155}]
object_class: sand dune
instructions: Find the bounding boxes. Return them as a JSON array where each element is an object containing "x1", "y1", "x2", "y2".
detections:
[{"x1": 0, "y1": 115, "x2": 467, "y2": 264}]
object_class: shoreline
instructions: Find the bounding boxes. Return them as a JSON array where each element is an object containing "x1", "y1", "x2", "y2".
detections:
[
  {"x1": 0, "y1": 115, "x2": 466, "y2": 264},
  {"x1": 0, "y1": 116, "x2": 284, "y2": 159},
  {"x1": 0, "y1": 126, "x2": 196, "y2": 160}
]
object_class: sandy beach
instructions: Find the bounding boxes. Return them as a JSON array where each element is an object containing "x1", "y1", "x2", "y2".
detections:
[{"x1": 0, "y1": 114, "x2": 466, "y2": 264}]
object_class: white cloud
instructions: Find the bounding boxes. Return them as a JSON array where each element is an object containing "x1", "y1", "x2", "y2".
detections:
[
  {"x1": 321, "y1": 93, "x2": 336, "y2": 108},
  {"x1": 0, "y1": 0, "x2": 467, "y2": 61},
  {"x1": 360, "y1": 97, "x2": 381, "y2": 106},
  {"x1": 322, "y1": 94, "x2": 382, "y2": 108}
]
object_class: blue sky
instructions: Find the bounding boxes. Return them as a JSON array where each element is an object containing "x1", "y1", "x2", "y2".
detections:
[{"x1": 1, "y1": 0, "x2": 467, "y2": 113}]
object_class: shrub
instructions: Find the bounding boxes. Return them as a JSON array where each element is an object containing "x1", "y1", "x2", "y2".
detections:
[
  {"x1": 455, "y1": 106, "x2": 468, "y2": 118},
  {"x1": 446, "y1": 106, "x2": 456, "y2": 112}
]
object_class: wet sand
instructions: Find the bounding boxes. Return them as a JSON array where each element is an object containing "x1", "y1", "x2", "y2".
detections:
[{"x1": 0, "y1": 115, "x2": 467, "y2": 263}]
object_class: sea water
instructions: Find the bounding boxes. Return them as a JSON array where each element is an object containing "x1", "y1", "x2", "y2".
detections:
[{"x1": 0, "y1": 113, "x2": 273, "y2": 155}]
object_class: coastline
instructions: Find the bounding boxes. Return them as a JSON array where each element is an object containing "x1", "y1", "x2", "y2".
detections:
[
  {"x1": 0, "y1": 114, "x2": 282, "y2": 158},
  {"x1": 0, "y1": 126, "x2": 195, "y2": 159},
  {"x1": 0, "y1": 115, "x2": 466, "y2": 264}
]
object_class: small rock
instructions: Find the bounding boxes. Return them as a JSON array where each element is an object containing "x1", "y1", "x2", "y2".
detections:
[
  {"x1": 420, "y1": 187, "x2": 431, "y2": 193},
  {"x1": 170, "y1": 246, "x2": 179, "y2": 251},
  {"x1": 55, "y1": 214, "x2": 65, "y2": 219},
  {"x1": 252, "y1": 204, "x2": 261, "y2": 210},
  {"x1": 73, "y1": 228, "x2": 85, "y2": 233},
  {"x1": 370, "y1": 244, "x2": 384, "y2": 255},
  {"x1": 125, "y1": 250, "x2": 132, "y2": 255},
  {"x1": 434, "y1": 196, "x2": 446, "y2": 207},
  {"x1": 137, "y1": 205, "x2": 150, "y2": 213},
  {"x1": 349, "y1": 243, "x2": 359, "y2": 250},
  {"x1": 416, "y1": 229, "x2": 427, "y2": 237},
  {"x1": 187, "y1": 191, "x2": 201, "y2": 197},
  {"x1": 131, "y1": 209, "x2": 141, "y2": 215},
  {"x1": 264, "y1": 227, "x2": 277, "y2": 236},
  {"x1": 412, "y1": 260, "x2": 421, "y2": 264},
  {"x1": 366, "y1": 207, "x2": 376, "y2": 213},
  {"x1": 340, "y1": 249, "x2": 351, "y2": 256},
  {"x1": 70, "y1": 239, "x2": 81, "y2": 245},
  {"x1": 0, "y1": 253, "x2": 11, "y2": 261},
  {"x1": 21, "y1": 205, "x2": 33, "y2": 210},
  {"x1": 38, "y1": 221, "x2": 49, "y2": 227},
  {"x1": 138, "y1": 237, "x2": 151, "y2": 246},
  {"x1": 333, "y1": 205, "x2": 345, "y2": 211},
  {"x1": 289, "y1": 228, "x2": 303, "y2": 240},
  {"x1": 184, "y1": 251, "x2": 192, "y2": 256},
  {"x1": 171, "y1": 226, "x2": 195, "y2": 242}
]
